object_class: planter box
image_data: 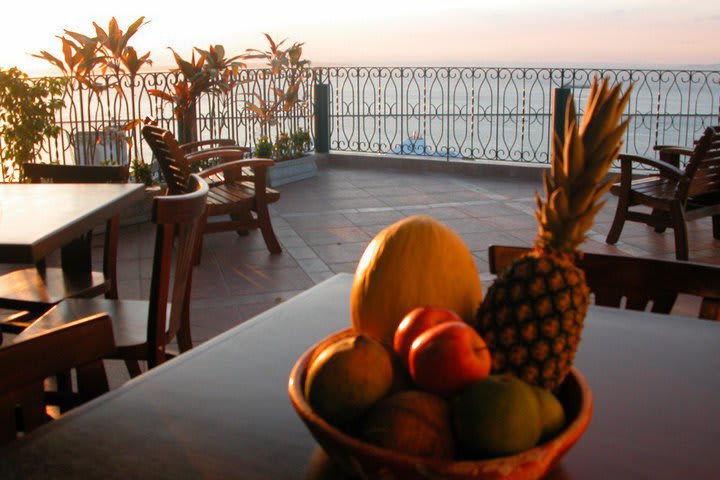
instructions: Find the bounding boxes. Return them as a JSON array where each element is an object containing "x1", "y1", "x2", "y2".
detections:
[
  {"x1": 73, "y1": 130, "x2": 128, "y2": 166},
  {"x1": 119, "y1": 185, "x2": 166, "y2": 226},
  {"x1": 268, "y1": 154, "x2": 318, "y2": 187}
]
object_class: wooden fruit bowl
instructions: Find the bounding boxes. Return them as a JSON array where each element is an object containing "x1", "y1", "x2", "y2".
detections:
[{"x1": 289, "y1": 328, "x2": 593, "y2": 480}]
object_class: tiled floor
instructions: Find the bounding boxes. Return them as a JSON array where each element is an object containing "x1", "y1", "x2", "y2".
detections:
[
  {"x1": 112, "y1": 162, "x2": 720, "y2": 346},
  {"x1": 8, "y1": 161, "x2": 720, "y2": 386}
]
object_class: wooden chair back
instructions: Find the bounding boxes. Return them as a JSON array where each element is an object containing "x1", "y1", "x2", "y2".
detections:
[
  {"x1": 141, "y1": 125, "x2": 194, "y2": 194},
  {"x1": 22, "y1": 163, "x2": 129, "y2": 184},
  {"x1": 146, "y1": 174, "x2": 208, "y2": 366},
  {"x1": 683, "y1": 126, "x2": 720, "y2": 199},
  {"x1": 0, "y1": 313, "x2": 114, "y2": 444},
  {"x1": 488, "y1": 245, "x2": 720, "y2": 320}
]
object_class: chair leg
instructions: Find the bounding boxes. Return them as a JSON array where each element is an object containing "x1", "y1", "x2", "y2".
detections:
[
  {"x1": 55, "y1": 371, "x2": 72, "y2": 394},
  {"x1": 651, "y1": 208, "x2": 667, "y2": 233},
  {"x1": 177, "y1": 325, "x2": 193, "y2": 352},
  {"x1": 0, "y1": 400, "x2": 17, "y2": 443},
  {"x1": 713, "y1": 215, "x2": 720, "y2": 240},
  {"x1": 193, "y1": 211, "x2": 208, "y2": 266},
  {"x1": 671, "y1": 204, "x2": 689, "y2": 261},
  {"x1": 76, "y1": 360, "x2": 110, "y2": 402},
  {"x1": 124, "y1": 359, "x2": 142, "y2": 378},
  {"x1": 255, "y1": 204, "x2": 282, "y2": 254},
  {"x1": 606, "y1": 197, "x2": 628, "y2": 245},
  {"x1": 103, "y1": 216, "x2": 120, "y2": 300},
  {"x1": 230, "y1": 209, "x2": 252, "y2": 236},
  {"x1": 17, "y1": 383, "x2": 46, "y2": 435},
  {"x1": 177, "y1": 302, "x2": 193, "y2": 353}
]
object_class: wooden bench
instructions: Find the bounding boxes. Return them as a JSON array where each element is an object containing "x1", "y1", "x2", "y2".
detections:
[{"x1": 605, "y1": 126, "x2": 720, "y2": 260}]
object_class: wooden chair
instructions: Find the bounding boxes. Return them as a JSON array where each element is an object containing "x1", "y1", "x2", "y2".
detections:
[
  {"x1": 488, "y1": 245, "x2": 720, "y2": 320},
  {"x1": 0, "y1": 313, "x2": 115, "y2": 444},
  {"x1": 142, "y1": 124, "x2": 281, "y2": 256},
  {"x1": 605, "y1": 126, "x2": 720, "y2": 260},
  {"x1": 142, "y1": 116, "x2": 249, "y2": 187},
  {"x1": 0, "y1": 163, "x2": 130, "y2": 334},
  {"x1": 14, "y1": 175, "x2": 209, "y2": 377}
]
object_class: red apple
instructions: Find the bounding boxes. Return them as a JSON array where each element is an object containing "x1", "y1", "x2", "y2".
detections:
[
  {"x1": 409, "y1": 322, "x2": 491, "y2": 396},
  {"x1": 393, "y1": 306, "x2": 463, "y2": 367}
]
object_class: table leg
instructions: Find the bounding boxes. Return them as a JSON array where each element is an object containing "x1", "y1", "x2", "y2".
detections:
[{"x1": 60, "y1": 231, "x2": 93, "y2": 273}]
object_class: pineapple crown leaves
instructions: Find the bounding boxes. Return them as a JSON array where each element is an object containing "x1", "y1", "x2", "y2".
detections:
[{"x1": 536, "y1": 77, "x2": 633, "y2": 254}]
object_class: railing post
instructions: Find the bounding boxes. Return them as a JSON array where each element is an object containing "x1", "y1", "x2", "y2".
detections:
[
  {"x1": 553, "y1": 87, "x2": 571, "y2": 145},
  {"x1": 314, "y1": 83, "x2": 330, "y2": 153}
]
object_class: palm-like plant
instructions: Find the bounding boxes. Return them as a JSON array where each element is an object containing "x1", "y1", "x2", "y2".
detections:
[
  {"x1": 94, "y1": 18, "x2": 152, "y2": 160},
  {"x1": 243, "y1": 34, "x2": 311, "y2": 137},
  {"x1": 149, "y1": 45, "x2": 243, "y2": 143},
  {"x1": 34, "y1": 34, "x2": 104, "y2": 91},
  {"x1": 33, "y1": 17, "x2": 152, "y2": 166},
  {"x1": 94, "y1": 17, "x2": 151, "y2": 78},
  {"x1": 149, "y1": 49, "x2": 207, "y2": 116},
  {"x1": 34, "y1": 17, "x2": 151, "y2": 91}
]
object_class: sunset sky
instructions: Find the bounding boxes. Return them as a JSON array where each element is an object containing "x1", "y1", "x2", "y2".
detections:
[{"x1": 1, "y1": 0, "x2": 718, "y2": 75}]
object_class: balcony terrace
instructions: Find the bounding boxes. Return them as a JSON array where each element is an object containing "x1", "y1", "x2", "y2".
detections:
[
  {"x1": 2, "y1": 65, "x2": 719, "y2": 387},
  {"x1": 44, "y1": 156, "x2": 710, "y2": 385}
]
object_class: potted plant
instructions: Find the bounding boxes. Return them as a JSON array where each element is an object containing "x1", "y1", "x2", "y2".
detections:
[
  {"x1": 34, "y1": 17, "x2": 152, "y2": 169},
  {"x1": 243, "y1": 35, "x2": 316, "y2": 186},
  {"x1": 243, "y1": 34, "x2": 310, "y2": 139},
  {"x1": 0, "y1": 68, "x2": 65, "y2": 182},
  {"x1": 249, "y1": 127, "x2": 315, "y2": 186},
  {"x1": 254, "y1": 135, "x2": 273, "y2": 159}
]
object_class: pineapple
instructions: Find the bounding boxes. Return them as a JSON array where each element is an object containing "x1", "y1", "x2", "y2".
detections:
[{"x1": 476, "y1": 78, "x2": 632, "y2": 391}]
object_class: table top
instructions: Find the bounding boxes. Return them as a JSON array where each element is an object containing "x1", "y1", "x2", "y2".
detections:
[
  {"x1": 0, "y1": 183, "x2": 145, "y2": 263},
  {"x1": 1, "y1": 273, "x2": 718, "y2": 479}
]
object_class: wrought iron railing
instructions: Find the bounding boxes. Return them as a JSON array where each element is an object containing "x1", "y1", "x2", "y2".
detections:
[
  {"x1": 26, "y1": 66, "x2": 720, "y2": 179},
  {"x1": 34, "y1": 68, "x2": 314, "y2": 173},
  {"x1": 319, "y1": 67, "x2": 720, "y2": 164}
]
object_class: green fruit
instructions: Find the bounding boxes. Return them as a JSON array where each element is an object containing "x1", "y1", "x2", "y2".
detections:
[
  {"x1": 532, "y1": 386, "x2": 566, "y2": 441},
  {"x1": 361, "y1": 391, "x2": 455, "y2": 459},
  {"x1": 305, "y1": 334, "x2": 393, "y2": 426},
  {"x1": 452, "y1": 375, "x2": 542, "y2": 458}
]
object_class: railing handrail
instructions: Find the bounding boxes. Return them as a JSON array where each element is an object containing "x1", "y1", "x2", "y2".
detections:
[{"x1": 2, "y1": 65, "x2": 715, "y2": 182}]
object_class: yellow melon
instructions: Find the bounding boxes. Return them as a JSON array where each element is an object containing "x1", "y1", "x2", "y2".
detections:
[{"x1": 350, "y1": 215, "x2": 482, "y2": 346}]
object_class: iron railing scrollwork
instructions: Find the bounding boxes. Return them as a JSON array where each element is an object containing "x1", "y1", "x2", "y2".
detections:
[{"x1": 22, "y1": 66, "x2": 720, "y2": 182}]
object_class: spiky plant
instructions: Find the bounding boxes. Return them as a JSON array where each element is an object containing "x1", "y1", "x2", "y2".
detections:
[{"x1": 476, "y1": 78, "x2": 632, "y2": 391}]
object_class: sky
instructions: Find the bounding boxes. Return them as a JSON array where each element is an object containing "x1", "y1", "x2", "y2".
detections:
[{"x1": 1, "y1": 0, "x2": 718, "y2": 75}]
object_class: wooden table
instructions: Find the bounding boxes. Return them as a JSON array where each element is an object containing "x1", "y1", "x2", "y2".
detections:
[
  {"x1": 0, "y1": 183, "x2": 145, "y2": 266},
  {"x1": 1, "y1": 273, "x2": 718, "y2": 479}
]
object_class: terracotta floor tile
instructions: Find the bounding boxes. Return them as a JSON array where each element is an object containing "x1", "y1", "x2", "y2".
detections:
[
  {"x1": 313, "y1": 242, "x2": 369, "y2": 264},
  {"x1": 328, "y1": 262, "x2": 359, "y2": 274},
  {"x1": 398, "y1": 206, "x2": 471, "y2": 220},
  {"x1": 221, "y1": 266, "x2": 315, "y2": 295},
  {"x1": 342, "y1": 210, "x2": 406, "y2": 227},
  {"x1": 79, "y1": 161, "x2": 719, "y2": 391},
  {"x1": 296, "y1": 225, "x2": 371, "y2": 246}
]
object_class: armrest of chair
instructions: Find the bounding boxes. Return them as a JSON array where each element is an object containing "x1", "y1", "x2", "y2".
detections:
[
  {"x1": 197, "y1": 158, "x2": 275, "y2": 179},
  {"x1": 652, "y1": 145, "x2": 694, "y2": 168},
  {"x1": 653, "y1": 145, "x2": 694, "y2": 156},
  {"x1": 613, "y1": 154, "x2": 685, "y2": 199},
  {"x1": 180, "y1": 140, "x2": 244, "y2": 153},
  {"x1": 185, "y1": 148, "x2": 255, "y2": 165},
  {"x1": 618, "y1": 154, "x2": 684, "y2": 180}
]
